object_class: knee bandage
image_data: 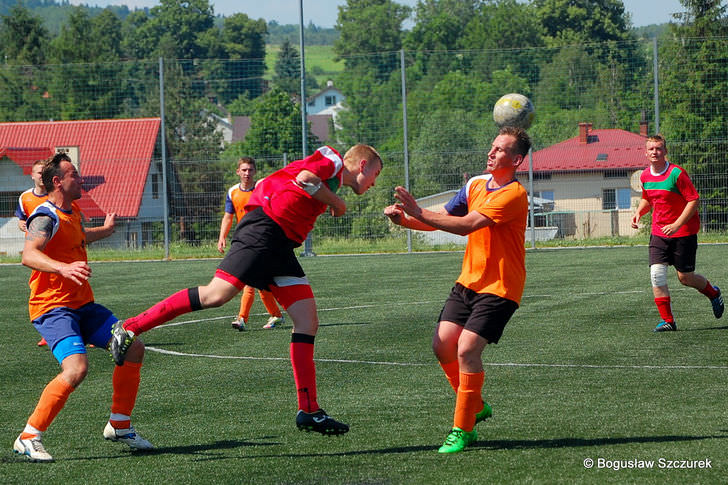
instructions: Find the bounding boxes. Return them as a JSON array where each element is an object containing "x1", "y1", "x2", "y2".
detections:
[{"x1": 650, "y1": 264, "x2": 668, "y2": 287}]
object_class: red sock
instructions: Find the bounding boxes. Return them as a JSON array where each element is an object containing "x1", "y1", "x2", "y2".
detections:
[
  {"x1": 654, "y1": 296, "x2": 674, "y2": 323},
  {"x1": 124, "y1": 288, "x2": 199, "y2": 334},
  {"x1": 700, "y1": 281, "x2": 719, "y2": 299},
  {"x1": 290, "y1": 336, "x2": 318, "y2": 413}
]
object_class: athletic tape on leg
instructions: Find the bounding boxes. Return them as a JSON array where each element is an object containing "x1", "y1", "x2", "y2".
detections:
[{"x1": 651, "y1": 263, "x2": 668, "y2": 287}]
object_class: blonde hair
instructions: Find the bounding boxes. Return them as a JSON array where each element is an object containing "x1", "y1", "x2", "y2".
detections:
[{"x1": 343, "y1": 144, "x2": 383, "y2": 169}]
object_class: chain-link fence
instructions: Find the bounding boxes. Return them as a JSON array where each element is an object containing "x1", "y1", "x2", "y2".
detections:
[{"x1": 1, "y1": 37, "x2": 726, "y2": 258}]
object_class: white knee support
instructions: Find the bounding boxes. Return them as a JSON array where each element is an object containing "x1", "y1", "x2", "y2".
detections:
[{"x1": 650, "y1": 264, "x2": 668, "y2": 287}]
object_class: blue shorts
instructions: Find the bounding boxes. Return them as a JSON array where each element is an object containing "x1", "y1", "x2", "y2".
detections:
[{"x1": 32, "y1": 303, "x2": 118, "y2": 364}]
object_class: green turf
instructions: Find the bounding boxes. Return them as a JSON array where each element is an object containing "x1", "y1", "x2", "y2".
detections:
[{"x1": 1, "y1": 246, "x2": 727, "y2": 483}]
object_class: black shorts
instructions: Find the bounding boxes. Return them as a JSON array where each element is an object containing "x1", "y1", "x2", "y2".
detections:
[
  {"x1": 217, "y1": 207, "x2": 305, "y2": 290},
  {"x1": 438, "y1": 283, "x2": 519, "y2": 344},
  {"x1": 648, "y1": 234, "x2": 697, "y2": 273}
]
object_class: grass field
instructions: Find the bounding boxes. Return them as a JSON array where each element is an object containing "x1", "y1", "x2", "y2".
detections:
[{"x1": 2, "y1": 246, "x2": 728, "y2": 484}]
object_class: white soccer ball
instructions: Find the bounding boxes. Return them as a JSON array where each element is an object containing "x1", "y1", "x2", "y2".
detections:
[{"x1": 493, "y1": 93, "x2": 535, "y2": 129}]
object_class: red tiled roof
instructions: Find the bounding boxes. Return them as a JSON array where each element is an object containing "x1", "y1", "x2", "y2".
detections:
[
  {"x1": 0, "y1": 147, "x2": 54, "y2": 174},
  {"x1": 520, "y1": 128, "x2": 647, "y2": 173},
  {"x1": 0, "y1": 119, "x2": 160, "y2": 217},
  {"x1": 0, "y1": 146, "x2": 105, "y2": 218}
]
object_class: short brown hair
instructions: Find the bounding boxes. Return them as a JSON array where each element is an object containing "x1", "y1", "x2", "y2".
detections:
[
  {"x1": 343, "y1": 144, "x2": 383, "y2": 169},
  {"x1": 237, "y1": 157, "x2": 256, "y2": 169},
  {"x1": 499, "y1": 126, "x2": 531, "y2": 157},
  {"x1": 41, "y1": 153, "x2": 72, "y2": 192},
  {"x1": 646, "y1": 134, "x2": 667, "y2": 150}
]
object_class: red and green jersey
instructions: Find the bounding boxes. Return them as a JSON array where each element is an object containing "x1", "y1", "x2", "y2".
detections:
[
  {"x1": 26, "y1": 202, "x2": 94, "y2": 321},
  {"x1": 640, "y1": 162, "x2": 699, "y2": 238},
  {"x1": 446, "y1": 174, "x2": 528, "y2": 304}
]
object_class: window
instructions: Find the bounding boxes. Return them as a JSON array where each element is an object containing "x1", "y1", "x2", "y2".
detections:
[
  {"x1": 324, "y1": 95, "x2": 336, "y2": 106},
  {"x1": 0, "y1": 191, "x2": 21, "y2": 217},
  {"x1": 604, "y1": 169, "x2": 628, "y2": 178},
  {"x1": 602, "y1": 188, "x2": 631, "y2": 210},
  {"x1": 152, "y1": 174, "x2": 159, "y2": 200},
  {"x1": 535, "y1": 190, "x2": 554, "y2": 201}
]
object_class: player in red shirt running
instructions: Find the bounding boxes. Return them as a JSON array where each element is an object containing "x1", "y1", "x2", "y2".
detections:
[
  {"x1": 631, "y1": 134, "x2": 723, "y2": 331},
  {"x1": 110, "y1": 144, "x2": 382, "y2": 436}
]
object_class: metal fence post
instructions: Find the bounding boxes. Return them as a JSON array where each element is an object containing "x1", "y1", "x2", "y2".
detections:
[
  {"x1": 159, "y1": 57, "x2": 170, "y2": 260},
  {"x1": 400, "y1": 49, "x2": 412, "y2": 253}
]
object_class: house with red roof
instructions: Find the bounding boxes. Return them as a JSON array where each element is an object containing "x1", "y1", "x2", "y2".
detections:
[
  {"x1": 518, "y1": 121, "x2": 650, "y2": 238},
  {"x1": 0, "y1": 118, "x2": 164, "y2": 255}
]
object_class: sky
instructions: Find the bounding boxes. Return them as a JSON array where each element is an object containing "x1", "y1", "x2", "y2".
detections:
[{"x1": 72, "y1": 0, "x2": 687, "y2": 29}]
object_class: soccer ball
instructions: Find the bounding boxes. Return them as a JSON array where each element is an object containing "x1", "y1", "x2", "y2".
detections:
[{"x1": 493, "y1": 93, "x2": 535, "y2": 129}]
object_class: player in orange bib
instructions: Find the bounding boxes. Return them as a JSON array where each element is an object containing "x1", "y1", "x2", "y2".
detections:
[
  {"x1": 385, "y1": 126, "x2": 530, "y2": 454},
  {"x1": 16, "y1": 159, "x2": 51, "y2": 347},
  {"x1": 217, "y1": 157, "x2": 284, "y2": 330},
  {"x1": 12, "y1": 153, "x2": 152, "y2": 462}
]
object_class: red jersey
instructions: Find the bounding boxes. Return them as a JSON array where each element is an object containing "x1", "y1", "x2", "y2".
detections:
[
  {"x1": 246, "y1": 146, "x2": 344, "y2": 244},
  {"x1": 224, "y1": 184, "x2": 254, "y2": 222},
  {"x1": 447, "y1": 175, "x2": 528, "y2": 304},
  {"x1": 26, "y1": 202, "x2": 94, "y2": 321},
  {"x1": 640, "y1": 162, "x2": 700, "y2": 238}
]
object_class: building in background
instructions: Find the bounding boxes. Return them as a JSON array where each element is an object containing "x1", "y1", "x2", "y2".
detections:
[{"x1": 0, "y1": 118, "x2": 164, "y2": 255}]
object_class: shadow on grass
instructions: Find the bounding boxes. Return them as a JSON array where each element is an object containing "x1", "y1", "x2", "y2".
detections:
[
  {"x1": 256, "y1": 432, "x2": 728, "y2": 458},
  {"x1": 57, "y1": 438, "x2": 282, "y2": 461},
  {"x1": 681, "y1": 325, "x2": 728, "y2": 332},
  {"x1": 474, "y1": 433, "x2": 726, "y2": 450}
]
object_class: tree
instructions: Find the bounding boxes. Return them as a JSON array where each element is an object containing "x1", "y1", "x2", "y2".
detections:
[
  {"x1": 659, "y1": 0, "x2": 728, "y2": 230},
  {"x1": 533, "y1": 0, "x2": 633, "y2": 47},
  {"x1": 334, "y1": 0, "x2": 410, "y2": 77},
  {"x1": 0, "y1": 4, "x2": 49, "y2": 65},
  {"x1": 220, "y1": 13, "x2": 267, "y2": 102},
  {"x1": 224, "y1": 87, "x2": 318, "y2": 167},
  {"x1": 46, "y1": 7, "x2": 125, "y2": 119},
  {"x1": 273, "y1": 40, "x2": 301, "y2": 94}
]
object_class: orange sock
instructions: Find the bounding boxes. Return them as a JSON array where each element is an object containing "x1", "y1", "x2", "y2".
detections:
[
  {"x1": 259, "y1": 289, "x2": 282, "y2": 317},
  {"x1": 453, "y1": 371, "x2": 484, "y2": 432},
  {"x1": 110, "y1": 361, "x2": 142, "y2": 429},
  {"x1": 439, "y1": 360, "x2": 460, "y2": 393},
  {"x1": 26, "y1": 375, "x2": 75, "y2": 433},
  {"x1": 238, "y1": 286, "x2": 255, "y2": 320}
]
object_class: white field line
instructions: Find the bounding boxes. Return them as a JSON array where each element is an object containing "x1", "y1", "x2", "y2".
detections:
[
  {"x1": 143, "y1": 286, "x2": 717, "y2": 369},
  {"x1": 144, "y1": 346, "x2": 728, "y2": 370}
]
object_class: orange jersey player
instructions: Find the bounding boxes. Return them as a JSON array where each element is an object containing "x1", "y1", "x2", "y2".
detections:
[
  {"x1": 217, "y1": 157, "x2": 284, "y2": 330},
  {"x1": 385, "y1": 126, "x2": 531, "y2": 454},
  {"x1": 12, "y1": 153, "x2": 152, "y2": 462}
]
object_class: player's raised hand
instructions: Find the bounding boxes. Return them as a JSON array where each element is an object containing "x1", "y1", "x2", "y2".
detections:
[
  {"x1": 59, "y1": 261, "x2": 91, "y2": 285},
  {"x1": 383, "y1": 204, "x2": 404, "y2": 225},
  {"x1": 393, "y1": 186, "x2": 422, "y2": 218}
]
